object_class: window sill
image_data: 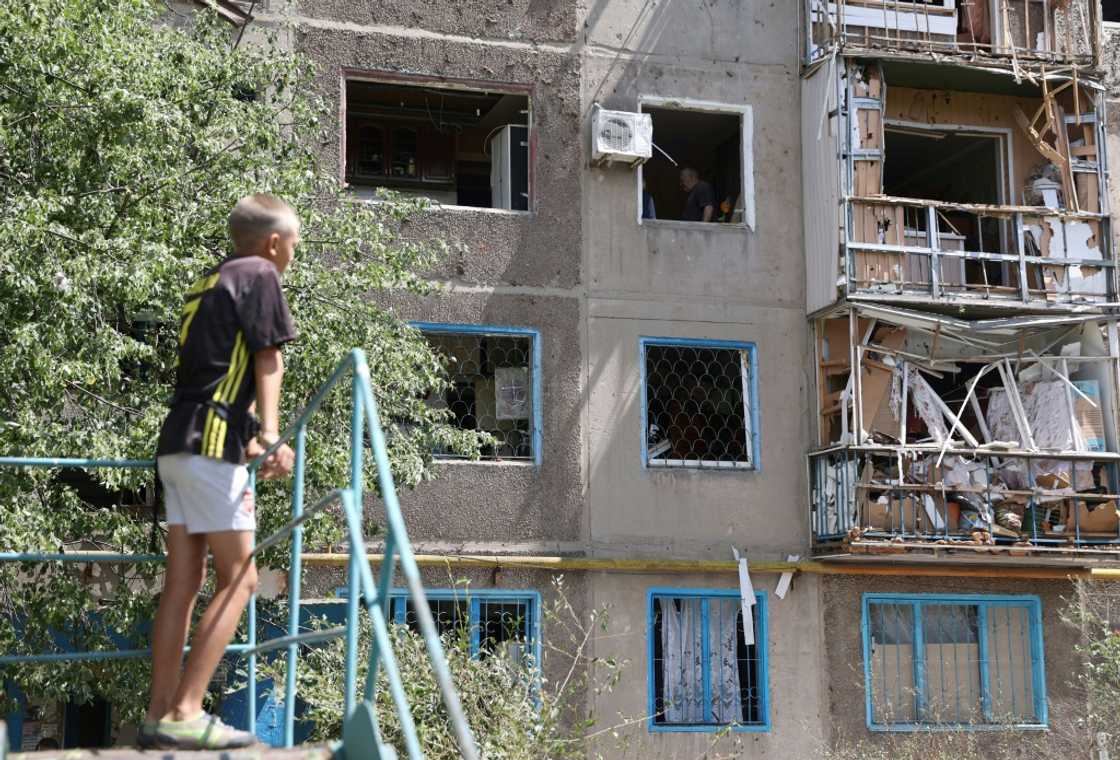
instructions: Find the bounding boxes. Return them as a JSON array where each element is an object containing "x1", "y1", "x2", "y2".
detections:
[
  {"x1": 349, "y1": 192, "x2": 532, "y2": 217},
  {"x1": 647, "y1": 459, "x2": 754, "y2": 471},
  {"x1": 640, "y1": 219, "x2": 746, "y2": 232},
  {"x1": 434, "y1": 458, "x2": 537, "y2": 467},
  {"x1": 648, "y1": 722, "x2": 769, "y2": 734}
]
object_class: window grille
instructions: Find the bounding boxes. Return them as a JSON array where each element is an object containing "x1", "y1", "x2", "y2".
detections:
[
  {"x1": 421, "y1": 327, "x2": 537, "y2": 461},
  {"x1": 642, "y1": 339, "x2": 756, "y2": 469},
  {"x1": 649, "y1": 590, "x2": 768, "y2": 731},
  {"x1": 864, "y1": 595, "x2": 1046, "y2": 729},
  {"x1": 390, "y1": 591, "x2": 538, "y2": 665}
]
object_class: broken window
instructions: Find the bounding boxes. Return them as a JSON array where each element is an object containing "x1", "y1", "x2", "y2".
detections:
[
  {"x1": 639, "y1": 105, "x2": 744, "y2": 224},
  {"x1": 866, "y1": 596, "x2": 1044, "y2": 728},
  {"x1": 650, "y1": 591, "x2": 766, "y2": 730},
  {"x1": 345, "y1": 79, "x2": 529, "y2": 210},
  {"x1": 391, "y1": 591, "x2": 538, "y2": 664},
  {"x1": 422, "y1": 326, "x2": 537, "y2": 461},
  {"x1": 642, "y1": 339, "x2": 756, "y2": 469}
]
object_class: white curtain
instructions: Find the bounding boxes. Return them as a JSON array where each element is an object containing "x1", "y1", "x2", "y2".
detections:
[
  {"x1": 709, "y1": 599, "x2": 745, "y2": 723},
  {"x1": 660, "y1": 598, "x2": 744, "y2": 723}
]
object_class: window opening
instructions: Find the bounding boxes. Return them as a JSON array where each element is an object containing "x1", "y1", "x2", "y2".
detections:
[
  {"x1": 1106, "y1": 0, "x2": 1120, "y2": 22},
  {"x1": 345, "y1": 79, "x2": 529, "y2": 210},
  {"x1": 640, "y1": 106, "x2": 743, "y2": 224},
  {"x1": 423, "y1": 329, "x2": 536, "y2": 461},
  {"x1": 882, "y1": 126, "x2": 1010, "y2": 291},
  {"x1": 643, "y1": 341, "x2": 754, "y2": 469},
  {"x1": 865, "y1": 597, "x2": 1043, "y2": 728},
  {"x1": 650, "y1": 591, "x2": 766, "y2": 730}
]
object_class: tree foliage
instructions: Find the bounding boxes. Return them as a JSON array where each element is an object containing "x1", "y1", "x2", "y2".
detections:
[{"x1": 0, "y1": 0, "x2": 482, "y2": 723}]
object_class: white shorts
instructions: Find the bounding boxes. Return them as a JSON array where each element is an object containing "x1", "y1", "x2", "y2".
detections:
[{"x1": 157, "y1": 453, "x2": 256, "y2": 534}]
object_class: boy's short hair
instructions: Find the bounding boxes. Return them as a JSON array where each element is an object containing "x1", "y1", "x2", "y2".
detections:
[{"x1": 228, "y1": 193, "x2": 299, "y2": 252}]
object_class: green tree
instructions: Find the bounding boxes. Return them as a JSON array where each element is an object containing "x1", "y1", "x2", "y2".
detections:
[{"x1": 0, "y1": 0, "x2": 483, "y2": 726}]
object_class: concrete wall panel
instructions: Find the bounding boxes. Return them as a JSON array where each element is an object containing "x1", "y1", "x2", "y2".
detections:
[
  {"x1": 368, "y1": 290, "x2": 585, "y2": 543},
  {"x1": 296, "y1": 0, "x2": 578, "y2": 44},
  {"x1": 586, "y1": 571, "x2": 828, "y2": 759},
  {"x1": 585, "y1": 303, "x2": 809, "y2": 558},
  {"x1": 294, "y1": 25, "x2": 583, "y2": 288}
]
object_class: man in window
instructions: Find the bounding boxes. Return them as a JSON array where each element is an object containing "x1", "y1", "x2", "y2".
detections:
[{"x1": 679, "y1": 168, "x2": 715, "y2": 223}]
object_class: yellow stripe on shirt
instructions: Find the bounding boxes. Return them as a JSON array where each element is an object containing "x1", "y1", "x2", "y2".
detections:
[{"x1": 202, "y1": 331, "x2": 247, "y2": 459}]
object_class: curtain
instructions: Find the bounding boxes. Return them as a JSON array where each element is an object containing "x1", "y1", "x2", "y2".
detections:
[
  {"x1": 709, "y1": 599, "x2": 744, "y2": 723},
  {"x1": 661, "y1": 598, "x2": 704, "y2": 723},
  {"x1": 660, "y1": 598, "x2": 744, "y2": 723}
]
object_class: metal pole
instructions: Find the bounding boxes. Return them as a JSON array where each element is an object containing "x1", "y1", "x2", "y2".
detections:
[
  {"x1": 283, "y1": 425, "x2": 307, "y2": 748},
  {"x1": 345, "y1": 377, "x2": 364, "y2": 720}
]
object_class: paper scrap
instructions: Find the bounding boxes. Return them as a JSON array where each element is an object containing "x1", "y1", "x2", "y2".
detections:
[{"x1": 775, "y1": 554, "x2": 800, "y2": 600}]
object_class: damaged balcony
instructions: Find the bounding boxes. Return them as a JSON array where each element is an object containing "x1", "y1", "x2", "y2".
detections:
[
  {"x1": 809, "y1": 304, "x2": 1120, "y2": 558},
  {"x1": 804, "y1": 0, "x2": 1103, "y2": 71},
  {"x1": 802, "y1": 57, "x2": 1113, "y2": 312}
]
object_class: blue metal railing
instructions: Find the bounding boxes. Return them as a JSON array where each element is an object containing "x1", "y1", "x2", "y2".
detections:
[{"x1": 0, "y1": 348, "x2": 479, "y2": 760}]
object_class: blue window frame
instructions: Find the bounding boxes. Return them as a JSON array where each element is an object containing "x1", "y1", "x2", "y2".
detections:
[
  {"x1": 388, "y1": 589, "x2": 541, "y2": 666},
  {"x1": 639, "y1": 337, "x2": 760, "y2": 470},
  {"x1": 412, "y1": 323, "x2": 542, "y2": 466},
  {"x1": 862, "y1": 593, "x2": 1047, "y2": 731},
  {"x1": 647, "y1": 588, "x2": 769, "y2": 732}
]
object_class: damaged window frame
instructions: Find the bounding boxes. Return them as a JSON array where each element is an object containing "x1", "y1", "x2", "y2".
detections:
[
  {"x1": 635, "y1": 96, "x2": 755, "y2": 231},
  {"x1": 810, "y1": 305, "x2": 1120, "y2": 550},
  {"x1": 823, "y1": 58, "x2": 1114, "y2": 308},
  {"x1": 639, "y1": 336, "x2": 761, "y2": 471},
  {"x1": 413, "y1": 322, "x2": 543, "y2": 467},
  {"x1": 862, "y1": 593, "x2": 1047, "y2": 732},
  {"x1": 646, "y1": 588, "x2": 770, "y2": 733},
  {"x1": 341, "y1": 70, "x2": 534, "y2": 214}
]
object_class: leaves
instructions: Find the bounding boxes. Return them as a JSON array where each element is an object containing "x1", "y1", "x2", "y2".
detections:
[{"x1": 0, "y1": 0, "x2": 483, "y2": 723}]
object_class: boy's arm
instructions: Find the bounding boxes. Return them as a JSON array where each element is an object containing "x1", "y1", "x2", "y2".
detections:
[{"x1": 254, "y1": 347, "x2": 294, "y2": 477}]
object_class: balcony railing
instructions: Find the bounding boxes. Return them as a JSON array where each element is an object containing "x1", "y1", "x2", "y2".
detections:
[
  {"x1": 805, "y1": 0, "x2": 1100, "y2": 69},
  {"x1": 845, "y1": 196, "x2": 1113, "y2": 308},
  {"x1": 810, "y1": 445, "x2": 1120, "y2": 552}
]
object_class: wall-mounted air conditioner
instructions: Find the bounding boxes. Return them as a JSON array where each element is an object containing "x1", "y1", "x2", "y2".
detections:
[
  {"x1": 591, "y1": 105, "x2": 653, "y2": 167},
  {"x1": 490, "y1": 124, "x2": 530, "y2": 211}
]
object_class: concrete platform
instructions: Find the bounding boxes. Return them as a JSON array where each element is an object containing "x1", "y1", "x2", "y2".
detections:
[{"x1": 9, "y1": 747, "x2": 333, "y2": 760}]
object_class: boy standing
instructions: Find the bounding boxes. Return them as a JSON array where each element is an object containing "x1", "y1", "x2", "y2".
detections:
[{"x1": 141, "y1": 194, "x2": 299, "y2": 749}]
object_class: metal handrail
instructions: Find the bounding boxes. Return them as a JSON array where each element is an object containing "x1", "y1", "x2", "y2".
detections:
[{"x1": 0, "y1": 348, "x2": 479, "y2": 760}]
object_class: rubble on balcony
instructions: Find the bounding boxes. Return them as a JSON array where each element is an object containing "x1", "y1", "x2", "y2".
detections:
[
  {"x1": 810, "y1": 305, "x2": 1120, "y2": 556},
  {"x1": 805, "y1": 0, "x2": 1102, "y2": 75}
]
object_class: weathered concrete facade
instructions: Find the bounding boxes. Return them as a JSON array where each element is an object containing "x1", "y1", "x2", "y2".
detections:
[{"x1": 257, "y1": 0, "x2": 826, "y2": 755}]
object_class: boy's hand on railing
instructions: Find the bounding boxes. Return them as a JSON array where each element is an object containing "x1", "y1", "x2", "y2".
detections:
[{"x1": 249, "y1": 434, "x2": 295, "y2": 480}]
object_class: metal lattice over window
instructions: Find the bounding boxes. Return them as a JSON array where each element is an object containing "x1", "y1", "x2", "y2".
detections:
[
  {"x1": 418, "y1": 324, "x2": 540, "y2": 463},
  {"x1": 648, "y1": 589, "x2": 769, "y2": 732},
  {"x1": 389, "y1": 590, "x2": 539, "y2": 665},
  {"x1": 863, "y1": 595, "x2": 1046, "y2": 730},
  {"x1": 641, "y1": 338, "x2": 758, "y2": 469}
]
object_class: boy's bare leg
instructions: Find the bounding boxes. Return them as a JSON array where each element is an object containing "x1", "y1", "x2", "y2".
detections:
[
  {"x1": 165, "y1": 529, "x2": 258, "y2": 720},
  {"x1": 146, "y1": 526, "x2": 208, "y2": 723}
]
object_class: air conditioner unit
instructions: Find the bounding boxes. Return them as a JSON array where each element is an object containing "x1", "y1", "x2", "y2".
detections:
[
  {"x1": 490, "y1": 124, "x2": 530, "y2": 211},
  {"x1": 591, "y1": 105, "x2": 652, "y2": 167}
]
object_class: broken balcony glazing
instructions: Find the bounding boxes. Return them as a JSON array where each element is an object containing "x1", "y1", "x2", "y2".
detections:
[
  {"x1": 805, "y1": 0, "x2": 1101, "y2": 70},
  {"x1": 837, "y1": 59, "x2": 1111, "y2": 308},
  {"x1": 810, "y1": 305, "x2": 1120, "y2": 552}
]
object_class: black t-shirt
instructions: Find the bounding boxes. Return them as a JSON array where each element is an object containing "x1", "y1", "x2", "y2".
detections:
[
  {"x1": 157, "y1": 256, "x2": 297, "y2": 464},
  {"x1": 684, "y1": 180, "x2": 716, "y2": 222}
]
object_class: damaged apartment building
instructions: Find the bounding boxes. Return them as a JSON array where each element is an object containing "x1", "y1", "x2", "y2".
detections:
[{"x1": 804, "y1": 0, "x2": 1120, "y2": 740}]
